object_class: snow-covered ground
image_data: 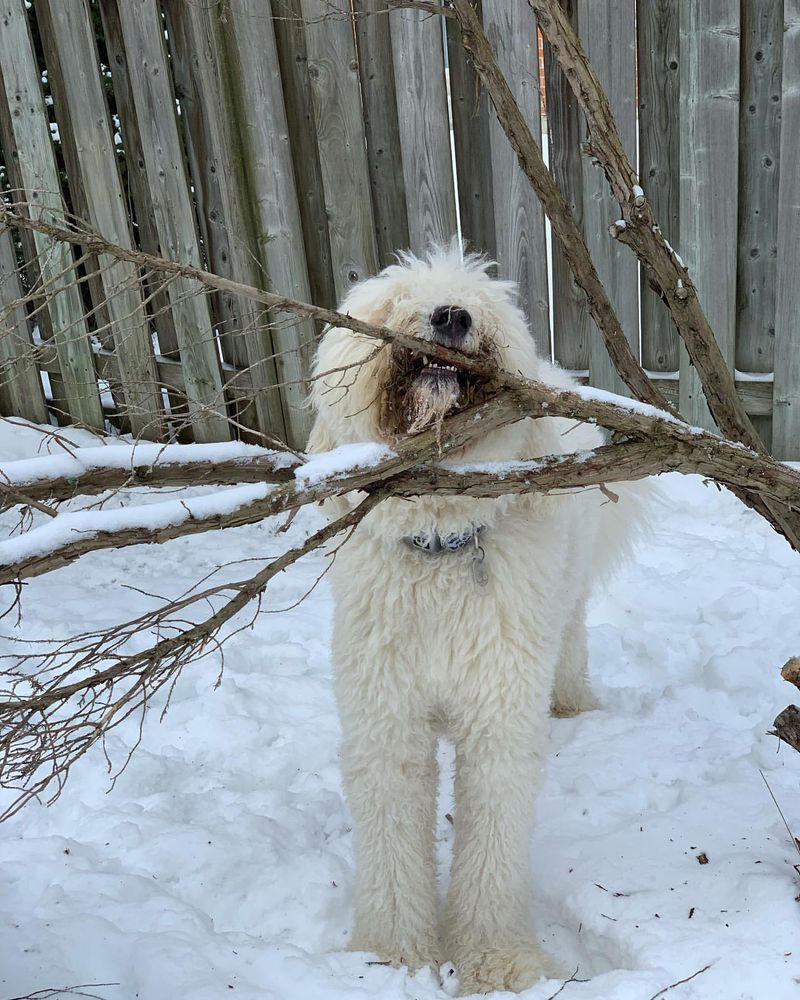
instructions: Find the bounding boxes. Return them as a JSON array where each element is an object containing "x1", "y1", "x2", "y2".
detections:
[{"x1": 0, "y1": 419, "x2": 798, "y2": 1000}]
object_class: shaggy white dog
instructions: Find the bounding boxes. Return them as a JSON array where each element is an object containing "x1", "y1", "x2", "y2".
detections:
[{"x1": 307, "y1": 244, "x2": 640, "y2": 994}]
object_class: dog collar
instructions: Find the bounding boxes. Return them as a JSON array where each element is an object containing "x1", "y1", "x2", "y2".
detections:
[{"x1": 402, "y1": 523, "x2": 485, "y2": 555}]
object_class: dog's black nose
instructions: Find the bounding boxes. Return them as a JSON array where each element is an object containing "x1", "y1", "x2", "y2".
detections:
[{"x1": 430, "y1": 305, "x2": 472, "y2": 341}]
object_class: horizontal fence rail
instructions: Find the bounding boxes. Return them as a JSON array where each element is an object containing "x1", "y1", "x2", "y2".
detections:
[{"x1": 0, "y1": 0, "x2": 797, "y2": 456}]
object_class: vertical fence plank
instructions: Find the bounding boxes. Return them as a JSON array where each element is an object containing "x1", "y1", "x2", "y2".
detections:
[
  {"x1": 271, "y1": 0, "x2": 337, "y2": 312},
  {"x1": 637, "y1": 0, "x2": 680, "y2": 374},
  {"x1": 0, "y1": 223, "x2": 48, "y2": 422},
  {"x1": 772, "y1": 1, "x2": 800, "y2": 460},
  {"x1": 37, "y1": 0, "x2": 164, "y2": 440},
  {"x1": 0, "y1": 0, "x2": 104, "y2": 429},
  {"x1": 736, "y1": 0, "x2": 783, "y2": 452},
  {"x1": 578, "y1": 0, "x2": 639, "y2": 395},
  {"x1": 300, "y1": 0, "x2": 378, "y2": 299},
  {"x1": 678, "y1": 1, "x2": 740, "y2": 429},
  {"x1": 543, "y1": 0, "x2": 589, "y2": 372},
  {"x1": 162, "y1": 1, "x2": 291, "y2": 445},
  {"x1": 97, "y1": 0, "x2": 180, "y2": 365},
  {"x1": 222, "y1": 0, "x2": 317, "y2": 445},
  {"x1": 483, "y1": 0, "x2": 550, "y2": 356},
  {"x1": 446, "y1": 0, "x2": 496, "y2": 258},
  {"x1": 390, "y1": 5, "x2": 457, "y2": 252},
  {"x1": 354, "y1": 0, "x2": 411, "y2": 267},
  {"x1": 110, "y1": 0, "x2": 229, "y2": 443}
]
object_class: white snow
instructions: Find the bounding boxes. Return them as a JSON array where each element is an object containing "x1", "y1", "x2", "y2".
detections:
[
  {"x1": 295, "y1": 442, "x2": 396, "y2": 486},
  {"x1": 632, "y1": 184, "x2": 644, "y2": 200},
  {"x1": 1, "y1": 423, "x2": 799, "y2": 999}
]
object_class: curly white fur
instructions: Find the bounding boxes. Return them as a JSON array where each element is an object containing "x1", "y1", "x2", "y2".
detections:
[{"x1": 307, "y1": 244, "x2": 644, "y2": 994}]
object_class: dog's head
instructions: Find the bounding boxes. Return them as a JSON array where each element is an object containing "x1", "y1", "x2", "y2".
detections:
[{"x1": 309, "y1": 243, "x2": 543, "y2": 446}]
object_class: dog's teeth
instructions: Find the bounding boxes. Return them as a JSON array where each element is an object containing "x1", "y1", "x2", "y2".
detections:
[{"x1": 423, "y1": 355, "x2": 429, "y2": 364}]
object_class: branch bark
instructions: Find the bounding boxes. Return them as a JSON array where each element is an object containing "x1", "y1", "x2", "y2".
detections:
[{"x1": 6, "y1": 375, "x2": 800, "y2": 586}]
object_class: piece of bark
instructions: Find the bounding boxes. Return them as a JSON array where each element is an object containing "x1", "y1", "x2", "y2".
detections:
[
  {"x1": 781, "y1": 657, "x2": 800, "y2": 691},
  {"x1": 771, "y1": 705, "x2": 800, "y2": 754}
]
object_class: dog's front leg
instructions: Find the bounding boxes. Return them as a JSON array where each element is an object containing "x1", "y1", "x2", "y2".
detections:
[
  {"x1": 445, "y1": 724, "x2": 560, "y2": 994},
  {"x1": 340, "y1": 717, "x2": 439, "y2": 973}
]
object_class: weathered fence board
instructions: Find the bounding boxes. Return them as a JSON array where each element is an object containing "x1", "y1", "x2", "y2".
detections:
[
  {"x1": 221, "y1": 0, "x2": 318, "y2": 445},
  {"x1": 0, "y1": 0, "x2": 798, "y2": 459},
  {"x1": 0, "y1": 0, "x2": 104, "y2": 429},
  {"x1": 96, "y1": 0, "x2": 180, "y2": 364},
  {"x1": 37, "y1": 0, "x2": 164, "y2": 440},
  {"x1": 736, "y1": 0, "x2": 783, "y2": 452},
  {"x1": 772, "y1": 1, "x2": 800, "y2": 460},
  {"x1": 678, "y1": 1, "x2": 740, "y2": 430},
  {"x1": 483, "y1": 0, "x2": 550, "y2": 358},
  {"x1": 446, "y1": 0, "x2": 497, "y2": 258},
  {"x1": 390, "y1": 5, "x2": 457, "y2": 251},
  {"x1": 354, "y1": 0, "x2": 411, "y2": 268},
  {"x1": 163, "y1": 0, "x2": 317, "y2": 447},
  {"x1": 0, "y1": 223, "x2": 48, "y2": 423},
  {"x1": 578, "y1": 0, "x2": 639, "y2": 395},
  {"x1": 637, "y1": 0, "x2": 680, "y2": 374},
  {"x1": 270, "y1": 0, "x2": 337, "y2": 313},
  {"x1": 543, "y1": 0, "x2": 589, "y2": 371},
  {"x1": 110, "y1": 0, "x2": 230, "y2": 443},
  {"x1": 163, "y1": 0, "x2": 282, "y2": 441},
  {"x1": 301, "y1": 0, "x2": 378, "y2": 299}
]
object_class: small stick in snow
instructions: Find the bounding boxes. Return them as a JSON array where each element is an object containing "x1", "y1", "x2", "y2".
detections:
[{"x1": 646, "y1": 964, "x2": 712, "y2": 1000}]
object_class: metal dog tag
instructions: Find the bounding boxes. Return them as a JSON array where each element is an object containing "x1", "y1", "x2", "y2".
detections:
[{"x1": 471, "y1": 541, "x2": 489, "y2": 587}]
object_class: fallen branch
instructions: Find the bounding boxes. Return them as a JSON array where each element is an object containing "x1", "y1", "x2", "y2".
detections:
[{"x1": 7, "y1": 371, "x2": 800, "y2": 586}]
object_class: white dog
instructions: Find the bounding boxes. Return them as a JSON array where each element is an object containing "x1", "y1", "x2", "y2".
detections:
[{"x1": 307, "y1": 244, "x2": 640, "y2": 994}]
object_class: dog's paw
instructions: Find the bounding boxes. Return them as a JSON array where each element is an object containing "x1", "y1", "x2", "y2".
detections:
[
  {"x1": 452, "y1": 941, "x2": 562, "y2": 995},
  {"x1": 347, "y1": 928, "x2": 440, "y2": 974},
  {"x1": 550, "y1": 690, "x2": 601, "y2": 718}
]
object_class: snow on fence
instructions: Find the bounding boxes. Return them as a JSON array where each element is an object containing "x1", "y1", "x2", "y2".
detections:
[{"x1": 0, "y1": 0, "x2": 798, "y2": 455}]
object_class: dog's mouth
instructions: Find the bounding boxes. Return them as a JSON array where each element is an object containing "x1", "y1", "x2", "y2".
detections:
[
  {"x1": 377, "y1": 342, "x2": 496, "y2": 438},
  {"x1": 413, "y1": 358, "x2": 462, "y2": 393}
]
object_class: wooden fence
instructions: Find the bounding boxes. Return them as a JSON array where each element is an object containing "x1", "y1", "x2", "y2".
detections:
[{"x1": 0, "y1": 0, "x2": 798, "y2": 456}]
